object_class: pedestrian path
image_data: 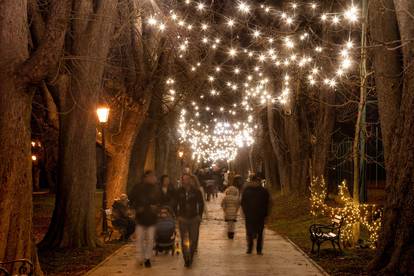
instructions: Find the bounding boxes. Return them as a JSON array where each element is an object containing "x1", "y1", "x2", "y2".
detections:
[{"x1": 86, "y1": 194, "x2": 327, "y2": 276}]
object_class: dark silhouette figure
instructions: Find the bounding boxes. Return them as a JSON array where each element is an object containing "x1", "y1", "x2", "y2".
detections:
[
  {"x1": 175, "y1": 174, "x2": 204, "y2": 268},
  {"x1": 241, "y1": 174, "x2": 270, "y2": 255}
]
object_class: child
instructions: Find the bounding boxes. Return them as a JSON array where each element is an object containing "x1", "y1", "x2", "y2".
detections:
[{"x1": 221, "y1": 185, "x2": 240, "y2": 239}]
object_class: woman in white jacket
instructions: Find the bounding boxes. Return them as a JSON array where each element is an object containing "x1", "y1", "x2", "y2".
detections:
[{"x1": 221, "y1": 185, "x2": 240, "y2": 239}]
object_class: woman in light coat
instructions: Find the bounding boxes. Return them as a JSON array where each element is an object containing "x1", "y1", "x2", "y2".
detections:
[{"x1": 221, "y1": 185, "x2": 240, "y2": 239}]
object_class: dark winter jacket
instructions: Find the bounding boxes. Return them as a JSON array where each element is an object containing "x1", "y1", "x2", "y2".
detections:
[
  {"x1": 241, "y1": 184, "x2": 270, "y2": 225},
  {"x1": 159, "y1": 186, "x2": 177, "y2": 211},
  {"x1": 175, "y1": 187, "x2": 204, "y2": 220},
  {"x1": 129, "y1": 183, "x2": 160, "y2": 226},
  {"x1": 111, "y1": 200, "x2": 130, "y2": 221}
]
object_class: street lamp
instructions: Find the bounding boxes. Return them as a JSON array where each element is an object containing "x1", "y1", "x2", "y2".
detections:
[
  {"x1": 96, "y1": 106, "x2": 110, "y2": 235},
  {"x1": 178, "y1": 151, "x2": 184, "y2": 180}
]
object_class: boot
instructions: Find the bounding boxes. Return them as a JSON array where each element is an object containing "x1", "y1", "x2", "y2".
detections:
[{"x1": 144, "y1": 259, "x2": 151, "y2": 268}]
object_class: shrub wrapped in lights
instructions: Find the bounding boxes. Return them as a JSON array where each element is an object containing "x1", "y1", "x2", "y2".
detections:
[{"x1": 309, "y1": 176, "x2": 382, "y2": 248}]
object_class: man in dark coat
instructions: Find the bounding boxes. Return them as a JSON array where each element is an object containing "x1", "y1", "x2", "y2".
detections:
[
  {"x1": 241, "y1": 174, "x2": 271, "y2": 255},
  {"x1": 175, "y1": 173, "x2": 204, "y2": 268},
  {"x1": 129, "y1": 171, "x2": 160, "y2": 268}
]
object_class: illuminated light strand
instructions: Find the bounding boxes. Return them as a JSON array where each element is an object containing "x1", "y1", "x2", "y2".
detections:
[
  {"x1": 146, "y1": 1, "x2": 362, "y2": 161},
  {"x1": 310, "y1": 177, "x2": 382, "y2": 248}
]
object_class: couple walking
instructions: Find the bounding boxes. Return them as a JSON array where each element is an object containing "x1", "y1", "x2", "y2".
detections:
[
  {"x1": 129, "y1": 171, "x2": 204, "y2": 268},
  {"x1": 222, "y1": 174, "x2": 271, "y2": 255}
]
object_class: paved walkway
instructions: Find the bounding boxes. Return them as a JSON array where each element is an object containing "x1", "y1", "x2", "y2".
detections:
[{"x1": 86, "y1": 194, "x2": 326, "y2": 276}]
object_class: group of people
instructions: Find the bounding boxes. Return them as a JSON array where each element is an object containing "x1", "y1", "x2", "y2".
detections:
[
  {"x1": 110, "y1": 169, "x2": 271, "y2": 269},
  {"x1": 221, "y1": 174, "x2": 271, "y2": 254}
]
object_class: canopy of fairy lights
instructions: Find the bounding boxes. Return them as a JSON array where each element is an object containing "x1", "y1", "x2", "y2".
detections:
[{"x1": 145, "y1": 1, "x2": 361, "y2": 162}]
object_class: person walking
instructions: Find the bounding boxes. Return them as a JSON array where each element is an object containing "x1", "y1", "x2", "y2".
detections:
[
  {"x1": 175, "y1": 173, "x2": 204, "y2": 268},
  {"x1": 233, "y1": 174, "x2": 244, "y2": 191},
  {"x1": 241, "y1": 174, "x2": 271, "y2": 255},
  {"x1": 221, "y1": 184, "x2": 240, "y2": 239},
  {"x1": 129, "y1": 171, "x2": 160, "y2": 268},
  {"x1": 190, "y1": 174, "x2": 208, "y2": 252},
  {"x1": 159, "y1": 174, "x2": 176, "y2": 211}
]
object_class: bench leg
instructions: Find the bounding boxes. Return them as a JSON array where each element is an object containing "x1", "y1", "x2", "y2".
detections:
[
  {"x1": 336, "y1": 240, "x2": 343, "y2": 253},
  {"x1": 317, "y1": 242, "x2": 321, "y2": 257},
  {"x1": 311, "y1": 241, "x2": 315, "y2": 253},
  {"x1": 331, "y1": 240, "x2": 336, "y2": 250}
]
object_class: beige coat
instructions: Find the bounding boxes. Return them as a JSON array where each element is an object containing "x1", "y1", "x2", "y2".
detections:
[{"x1": 221, "y1": 186, "x2": 240, "y2": 221}]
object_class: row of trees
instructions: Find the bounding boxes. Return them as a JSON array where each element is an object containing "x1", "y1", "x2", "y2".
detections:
[
  {"x1": 0, "y1": 0, "x2": 413, "y2": 275},
  {"x1": 260, "y1": 0, "x2": 414, "y2": 274},
  {"x1": 0, "y1": 0, "x2": 189, "y2": 274}
]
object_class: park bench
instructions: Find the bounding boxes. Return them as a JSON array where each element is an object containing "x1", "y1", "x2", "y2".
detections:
[
  {"x1": 102, "y1": 208, "x2": 131, "y2": 242},
  {"x1": 309, "y1": 214, "x2": 344, "y2": 256},
  {"x1": 0, "y1": 259, "x2": 33, "y2": 276},
  {"x1": 102, "y1": 208, "x2": 116, "y2": 242}
]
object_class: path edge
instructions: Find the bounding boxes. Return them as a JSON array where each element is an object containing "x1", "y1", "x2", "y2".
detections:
[
  {"x1": 83, "y1": 244, "x2": 128, "y2": 275},
  {"x1": 282, "y1": 235, "x2": 330, "y2": 276}
]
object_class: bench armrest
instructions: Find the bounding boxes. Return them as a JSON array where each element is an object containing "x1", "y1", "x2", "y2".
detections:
[{"x1": 0, "y1": 259, "x2": 34, "y2": 275}]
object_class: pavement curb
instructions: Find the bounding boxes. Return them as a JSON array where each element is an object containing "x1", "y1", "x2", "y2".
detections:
[
  {"x1": 84, "y1": 244, "x2": 128, "y2": 275},
  {"x1": 282, "y1": 236, "x2": 330, "y2": 276}
]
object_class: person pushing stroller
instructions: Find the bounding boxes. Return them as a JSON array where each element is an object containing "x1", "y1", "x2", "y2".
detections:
[{"x1": 175, "y1": 173, "x2": 204, "y2": 268}]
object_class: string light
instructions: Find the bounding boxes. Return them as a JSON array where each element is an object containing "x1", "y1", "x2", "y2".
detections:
[
  {"x1": 238, "y1": 2, "x2": 251, "y2": 13},
  {"x1": 344, "y1": 5, "x2": 359, "y2": 22},
  {"x1": 310, "y1": 177, "x2": 382, "y2": 248},
  {"x1": 142, "y1": 0, "x2": 361, "y2": 162}
]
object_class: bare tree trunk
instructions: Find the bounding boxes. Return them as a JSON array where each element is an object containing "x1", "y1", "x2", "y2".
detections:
[
  {"x1": 310, "y1": 91, "x2": 336, "y2": 178},
  {"x1": 40, "y1": 83, "x2": 59, "y2": 192},
  {"x1": 167, "y1": 135, "x2": 180, "y2": 184},
  {"x1": 0, "y1": 0, "x2": 70, "y2": 273},
  {"x1": 144, "y1": 128, "x2": 157, "y2": 172},
  {"x1": 262, "y1": 130, "x2": 281, "y2": 190},
  {"x1": 368, "y1": 0, "x2": 414, "y2": 273},
  {"x1": 0, "y1": 76, "x2": 39, "y2": 273},
  {"x1": 368, "y1": 0, "x2": 402, "y2": 166},
  {"x1": 267, "y1": 105, "x2": 290, "y2": 193},
  {"x1": 368, "y1": 55, "x2": 414, "y2": 274},
  {"x1": 127, "y1": 118, "x2": 156, "y2": 191},
  {"x1": 40, "y1": 0, "x2": 117, "y2": 249},
  {"x1": 155, "y1": 122, "x2": 170, "y2": 177},
  {"x1": 40, "y1": 73, "x2": 99, "y2": 248},
  {"x1": 106, "y1": 110, "x2": 147, "y2": 206}
]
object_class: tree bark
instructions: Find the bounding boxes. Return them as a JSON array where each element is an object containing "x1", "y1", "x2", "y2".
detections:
[
  {"x1": 0, "y1": 0, "x2": 70, "y2": 273},
  {"x1": 127, "y1": 117, "x2": 157, "y2": 191},
  {"x1": 267, "y1": 105, "x2": 291, "y2": 193},
  {"x1": 368, "y1": 0, "x2": 402, "y2": 166},
  {"x1": 0, "y1": 74, "x2": 38, "y2": 273},
  {"x1": 40, "y1": 0, "x2": 117, "y2": 249},
  {"x1": 106, "y1": 109, "x2": 148, "y2": 206},
  {"x1": 40, "y1": 83, "x2": 59, "y2": 192},
  {"x1": 367, "y1": 0, "x2": 414, "y2": 274}
]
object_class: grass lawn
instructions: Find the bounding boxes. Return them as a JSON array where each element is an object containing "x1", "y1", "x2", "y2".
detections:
[
  {"x1": 33, "y1": 190, "x2": 123, "y2": 276},
  {"x1": 267, "y1": 193, "x2": 375, "y2": 275}
]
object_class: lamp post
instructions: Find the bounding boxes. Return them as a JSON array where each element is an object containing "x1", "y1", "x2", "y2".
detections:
[
  {"x1": 96, "y1": 106, "x2": 110, "y2": 234},
  {"x1": 178, "y1": 150, "x2": 184, "y2": 177}
]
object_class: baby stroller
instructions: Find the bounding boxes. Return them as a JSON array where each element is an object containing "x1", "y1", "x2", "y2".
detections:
[{"x1": 154, "y1": 206, "x2": 177, "y2": 255}]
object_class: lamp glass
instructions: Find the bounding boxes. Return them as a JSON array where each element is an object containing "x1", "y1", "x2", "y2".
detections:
[{"x1": 97, "y1": 107, "x2": 110, "y2": 123}]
